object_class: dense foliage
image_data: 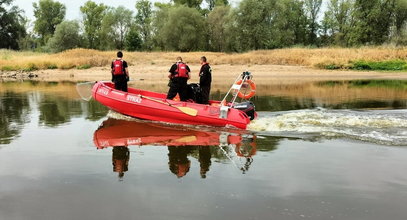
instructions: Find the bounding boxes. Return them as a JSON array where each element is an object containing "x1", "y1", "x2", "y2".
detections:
[
  {"x1": 1, "y1": 0, "x2": 407, "y2": 52},
  {"x1": 0, "y1": 0, "x2": 26, "y2": 49}
]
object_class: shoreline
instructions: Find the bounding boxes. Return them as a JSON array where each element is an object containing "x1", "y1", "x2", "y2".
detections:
[{"x1": 1, "y1": 64, "x2": 406, "y2": 84}]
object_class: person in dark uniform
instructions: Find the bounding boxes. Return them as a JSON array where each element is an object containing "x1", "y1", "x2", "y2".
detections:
[
  {"x1": 111, "y1": 51, "x2": 129, "y2": 92},
  {"x1": 167, "y1": 57, "x2": 191, "y2": 101},
  {"x1": 198, "y1": 56, "x2": 212, "y2": 104}
]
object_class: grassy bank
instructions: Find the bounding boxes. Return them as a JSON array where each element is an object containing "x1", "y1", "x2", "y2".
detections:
[
  {"x1": 324, "y1": 60, "x2": 407, "y2": 71},
  {"x1": 1, "y1": 47, "x2": 406, "y2": 71}
]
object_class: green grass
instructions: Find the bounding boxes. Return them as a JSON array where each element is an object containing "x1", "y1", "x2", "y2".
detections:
[
  {"x1": 318, "y1": 80, "x2": 407, "y2": 90},
  {"x1": 321, "y1": 63, "x2": 343, "y2": 70},
  {"x1": 46, "y1": 64, "x2": 58, "y2": 69},
  {"x1": 321, "y1": 59, "x2": 407, "y2": 71},
  {"x1": 1, "y1": 65, "x2": 17, "y2": 71},
  {"x1": 23, "y1": 63, "x2": 39, "y2": 71},
  {"x1": 76, "y1": 64, "x2": 92, "y2": 69},
  {"x1": 350, "y1": 60, "x2": 407, "y2": 71}
]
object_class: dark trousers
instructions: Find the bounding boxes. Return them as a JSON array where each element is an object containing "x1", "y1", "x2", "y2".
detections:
[
  {"x1": 167, "y1": 78, "x2": 188, "y2": 101},
  {"x1": 113, "y1": 75, "x2": 128, "y2": 92},
  {"x1": 200, "y1": 85, "x2": 211, "y2": 104}
]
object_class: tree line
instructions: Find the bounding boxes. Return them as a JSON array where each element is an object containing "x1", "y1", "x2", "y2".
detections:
[{"x1": 1, "y1": 0, "x2": 407, "y2": 52}]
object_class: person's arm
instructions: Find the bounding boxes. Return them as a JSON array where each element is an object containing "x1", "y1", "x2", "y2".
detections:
[
  {"x1": 124, "y1": 61, "x2": 129, "y2": 80},
  {"x1": 187, "y1": 65, "x2": 191, "y2": 80},
  {"x1": 168, "y1": 64, "x2": 176, "y2": 79},
  {"x1": 111, "y1": 62, "x2": 114, "y2": 81}
]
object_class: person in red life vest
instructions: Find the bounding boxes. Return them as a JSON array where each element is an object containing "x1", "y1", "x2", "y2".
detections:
[
  {"x1": 198, "y1": 56, "x2": 212, "y2": 104},
  {"x1": 167, "y1": 57, "x2": 191, "y2": 101},
  {"x1": 111, "y1": 51, "x2": 129, "y2": 92}
]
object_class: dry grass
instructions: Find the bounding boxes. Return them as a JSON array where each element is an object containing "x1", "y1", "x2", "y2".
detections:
[{"x1": 1, "y1": 47, "x2": 406, "y2": 71}]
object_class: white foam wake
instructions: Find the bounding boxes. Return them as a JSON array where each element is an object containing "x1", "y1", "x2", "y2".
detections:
[{"x1": 248, "y1": 109, "x2": 407, "y2": 146}]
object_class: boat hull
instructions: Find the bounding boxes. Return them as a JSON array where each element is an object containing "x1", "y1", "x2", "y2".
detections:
[
  {"x1": 92, "y1": 82, "x2": 251, "y2": 129},
  {"x1": 93, "y1": 119, "x2": 243, "y2": 148}
]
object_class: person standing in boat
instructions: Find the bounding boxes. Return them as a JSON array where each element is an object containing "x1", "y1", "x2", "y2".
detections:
[
  {"x1": 198, "y1": 56, "x2": 212, "y2": 104},
  {"x1": 167, "y1": 57, "x2": 191, "y2": 101},
  {"x1": 111, "y1": 51, "x2": 129, "y2": 92}
]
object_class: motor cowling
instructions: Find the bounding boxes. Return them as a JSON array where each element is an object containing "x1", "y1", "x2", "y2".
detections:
[
  {"x1": 233, "y1": 101, "x2": 256, "y2": 120},
  {"x1": 186, "y1": 83, "x2": 202, "y2": 103}
]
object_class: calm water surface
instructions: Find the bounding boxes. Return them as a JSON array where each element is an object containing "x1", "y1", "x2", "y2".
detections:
[{"x1": 1, "y1": 81, "x2": 407, "y2": 220}]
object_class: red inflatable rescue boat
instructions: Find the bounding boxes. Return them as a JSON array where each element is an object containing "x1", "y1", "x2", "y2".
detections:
[{"x1": 92, "y1": 72, "x2": 256, "y2": 129}]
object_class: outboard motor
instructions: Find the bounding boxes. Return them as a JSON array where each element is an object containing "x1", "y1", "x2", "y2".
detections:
[
  {"x1": 186, "y1": 83, "x2": 202, "y2": 103},
  {"x1": 233, "y1": 101, "x2": 256, "y2": 120}
]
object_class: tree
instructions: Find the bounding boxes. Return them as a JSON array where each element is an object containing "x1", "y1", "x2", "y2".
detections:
[
  {"x1": 207, "y1": 5, "x2": 231, "y2": 51},
  {"x1": 206, "y1": 0, "x2": 229, "y2": 10},
  {"x1": 322, "y1": 0, "x2": 354, "y2": 46},
  {"x1": 47, "y1": 20, "x2": 81, "y2": 52},
  {"x1": 0, "y1": 0, "x2": 26, "y2": 50},
  {"x1": 112, "y1": 6, "x2": 134, "y2": 50},
  {"x1": 125, "y1": 25, "x2": 142, "y2": 51},
  {"x1": 80, "y1": 0, "x2": 107, "y2": 49},
  {"x1": 349, "y1": 0, "x2": 396, "y2": 45},
  {"x1": 394, "y1": 0, "x2": 407, "y2": 33},
  {"x1": 270, "y1": 0, "x2": 308, "y2": 47},
  {"x1": 135, "y1": 0, "x2": 153, "y2": 50},
  {"x1": 100, "y1": 6, "x2": 133, "y2": 50},
  {"x1": 304, "y1": 0, "x2": 322, "y2": 45},
  {"x1": 155, "y1": 5, "x2": 207, "y2": 51},
  {"x1": 173, "y1": 0, "x2": 203, "y2": 9},
  {"x1": 152, "y1": 3, "x2": 172, "y2": 50},
  {"x1": 391, "y1": 0, "x2": 407, "y2": 45},
  {"x1": 227, "y1": 0, "x2": 275, "y2": 51},
  {"x1": 18, "y1": 19, "x2": 37, "y2": 50},
  {"x1": 33, "y1": 0, "x2": 66, "y2": 45}
]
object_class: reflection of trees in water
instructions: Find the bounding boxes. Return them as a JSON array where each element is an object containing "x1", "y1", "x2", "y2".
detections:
[
  {"x1": 213, "y1": 89, "x2": 407, "y2": 112},
  {"x1": 0, "y1": 92, "x2": 31, "y2": 144},
  {"x1": 38, "y1": 94, "x2": 108, "y2": 126},
  {"x1": 39, "y1": 94, "x2": 82, "y2": 126},
  {"x1": 252, "y1": 95, "x2": 407, "y2": 111},
  {"x1": 0, "y1": 88, "x2": 109, "y2": 144},
  {"x1": 329, "y1": 100, "x2": 407, "y2": 109},
  {"x1": 253, "y1": 96, "x2": 317, "y2": 111},
  {"x1": 86, "y1": 100, "x2": 109, "y2": 121}
]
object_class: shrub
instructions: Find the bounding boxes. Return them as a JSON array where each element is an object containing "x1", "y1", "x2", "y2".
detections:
[
  {"x1": 351, "y1": 60, "x2": 407, "y2": 71},
  {"x1": 76, "y1": 64, "x2": 92, "y2": 69}
]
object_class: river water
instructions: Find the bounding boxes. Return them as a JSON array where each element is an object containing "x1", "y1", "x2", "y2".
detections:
[{"x1": 0, "y1": 80, "x2": 407, "y2": 220}]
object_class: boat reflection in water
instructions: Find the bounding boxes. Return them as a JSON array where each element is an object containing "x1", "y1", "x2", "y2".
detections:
[{"x1": 93, "y1": 118, "x2": 257, "y2": 179}]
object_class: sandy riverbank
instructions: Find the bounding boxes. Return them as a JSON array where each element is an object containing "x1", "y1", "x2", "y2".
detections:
[{"x1": 2, "y1": 64, "x2": 405, "y2": 89}]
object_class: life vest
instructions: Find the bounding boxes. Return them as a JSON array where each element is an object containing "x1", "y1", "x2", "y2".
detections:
[
  {"x1": 175, "y1": 62, "x2": 188, "y2": 78},
  {"x1": 113, "y1": 59, "x2": 125, "y2": 75}
]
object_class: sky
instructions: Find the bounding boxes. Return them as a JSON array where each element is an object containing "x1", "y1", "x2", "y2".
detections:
[{"x1": 14, "y1": 0, "x2": 241, "y2": 21}]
